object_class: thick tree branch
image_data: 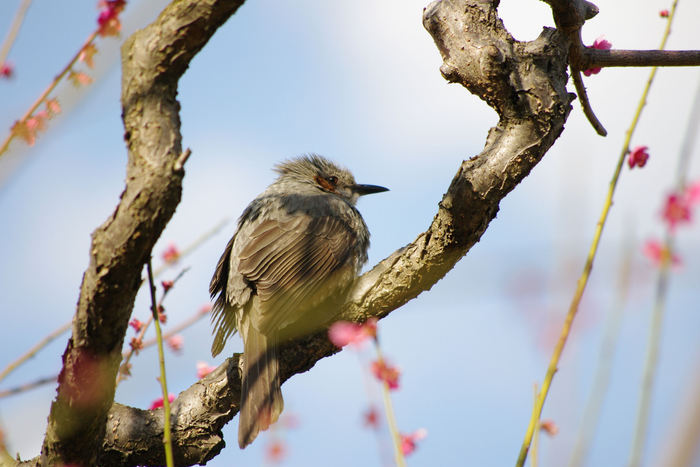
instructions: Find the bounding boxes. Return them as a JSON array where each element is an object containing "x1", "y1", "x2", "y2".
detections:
[{"x1": 37, "y1": 0, "x2": 245, "y2": 466}]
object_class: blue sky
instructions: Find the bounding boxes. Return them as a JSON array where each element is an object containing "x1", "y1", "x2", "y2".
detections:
[{"x1": 1, "y1": 0, "x2": 700, "y2": 466}]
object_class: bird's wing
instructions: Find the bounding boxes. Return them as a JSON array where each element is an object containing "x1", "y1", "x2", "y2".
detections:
[
  {"x1": 237, "y1": 214, "x2": 357, "y2": 336},
  {"x1": 209, "y1": 233, "x2": 243, "y2": 357}
]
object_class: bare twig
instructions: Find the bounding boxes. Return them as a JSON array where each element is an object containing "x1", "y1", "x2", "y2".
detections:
[
  {"x1": 153, "y1": 217, "x2": 230, "y2": 278},
  {"x1": 116, "y1": 267, "x2": 190, "y2": 385},
  {"x1": 140, "y1": 303, "x2": 210, "y2": 349},
  {"x1": 569, "y1": 238, "x2": 634, "y2": 467},
  {"x1": 146, "y1": 260, "x2": 174, "y2": 467},
  {"x1": 583, "y1": 49, "x2": 700, "y2": 69},
  {"x1": 571, "y1": 69, "x2": 607, "y2": 136},
  {"x1": 0, "y1": 375, "x2": 56, "y2": 398},
  {"x1": 0, "y1": 29, "x2": 98, "y2": 157},
  {"x1": 0, "y1": 321, "x2": 70, "y2": 385},
  {"x1": 1, "y1": 302, "x2": 208, "y2": 399},
  {"x1": 0, "y1": 0, "x2": 33, "y2": 68}
]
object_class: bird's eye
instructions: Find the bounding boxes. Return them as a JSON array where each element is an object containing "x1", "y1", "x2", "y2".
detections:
[{"x1": 326, "y1": 176, "x2": 338, "y2": 185}]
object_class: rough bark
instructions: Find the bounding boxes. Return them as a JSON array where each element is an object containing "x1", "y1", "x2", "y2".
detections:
[{"x1": 31, "y1": 0, "x2": 577, "y2": 465}]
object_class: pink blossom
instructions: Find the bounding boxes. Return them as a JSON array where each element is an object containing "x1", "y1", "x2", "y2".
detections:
[
  {"x1": 129, "y1": 318, "x2": 143, "y2": 332},
  {"x1": 0, "y1": 62, "x2": 13, "y2": 78},
  {"x1": 265, "y1": 440, "x2": 287, "y2": 463},
  {"x1": 68, "y1": 71, "x2": 93, "y2": 87},
  {"x1": 278, "y1": 412, "x2": 300, "y2": 429},
  {"x1": 643, "y1": 239, "x2": 681, "y2": 267},
  {"x1": 686, "y1": 180, "x2": 700, "y2": 205},
  {"x1": 162, "y1": 242, "x2": 180, "y2": 263},
  {"x1": 129, "y1": 337, "x2": 143, "y2": 353},
  {"x1": 199, "y1": 303, "x2": 213, "y2": 315},
  {"x1": 662, "y1": 193, "x2": 692, "y2": 230},
  {"x1": 328, "y1": 318, "x2": 377, "y2": 348},
  {"x1": 363, "y1": 406, "x2": 380, "y2": 429},
  {"x1": 371, "y1": 359, "x2": 400, "y2": 390},
  {"x1": 196, "y1": 361, "x2": 217, "y2": 379},
  {"x1": 79, "y1": 44, "x2": 97, "y2": 68},
  {"x1": 627, "y1": 145, "x2": 649, "y2": 169},
  {"x1": 149, "y1": 393, "x2": 175, "y2": 410},
  {"x1": 659, "y1": 9, "x2": 669, "y2": 17},
  {"x1": 46, "y1": 98, "x2": 61, "y2": 117},
  {"x1": 540, "y1": 419, "x2": 559, "y2": 436},
  {"x1": 400, "y1": 428, "x2": 427, "y2": 456},
  {"x1": 167, "y1": 334, "x2": 184, "y2": 353},
  {"x1": 583, "y1": 36, "x2": 612, "y2": 76},
  {"x1": 97, "y1": 0, "x2": 125, "y2": 37}
]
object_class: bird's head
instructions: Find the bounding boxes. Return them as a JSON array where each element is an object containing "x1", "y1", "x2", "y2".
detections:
[{"x1": 274, "y1": 154, "x2": 388, "y2": 205}]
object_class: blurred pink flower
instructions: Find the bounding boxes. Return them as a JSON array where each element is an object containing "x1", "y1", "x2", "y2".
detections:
[
  {"x1": 328, "y1": 318, "x2": 377, "y2": 348},
  {"x1": 129, "y1": 318, "x2": 143, "y2": 332},
  {"x1": 167, "y1": 334, "x2": 184, "y2": 353},
  {"x1": 643, "y1": 239, "x2": 681, "y2": 267},
  {"x1": 540, "y1": 419, "x2": 559, "y2": 436},
  {"x1": 662, "y1": 193, "x2": 692, "y2": 230},
  {"x1": 0, "y1": 62, "x2": 13, "y2": 78},
  {"x1": 196, "y1": 361, "x2": 217, "y2": 379},
  {"x1": 162, "y1": 242, "x2": 180, "y2": 263},
  {"x1": 400, "y1": 428, "x2": 427, "y2": 456},
  {"x1": 265, "y1": 439, "x2": 287, "y2": 463},
  {"x1": 149, "y1": 393, "x2": 175, "y2": 410},
  {"x1": 371, "y1": 359, "x2": 400, "y2": 390},
  {"x1": 363, "y1": 406, "x2": 380, "y2": 429}
]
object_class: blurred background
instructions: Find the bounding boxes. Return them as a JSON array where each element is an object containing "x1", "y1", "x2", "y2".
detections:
[{"x1": 1, "y1": 0, "x2": 699, "y2": 465}]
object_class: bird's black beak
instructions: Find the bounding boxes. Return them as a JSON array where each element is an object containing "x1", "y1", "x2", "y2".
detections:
[{"x1": 353, "y1": 184, "x2": 389, "y2": 196}]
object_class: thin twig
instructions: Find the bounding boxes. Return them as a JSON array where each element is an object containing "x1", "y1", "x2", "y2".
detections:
[
  {"x1": 139, "y1": 303, "x2": 210, "y2": 349},
  {"x1": 571, "y1": 68, "x2": 607, "y2": 136},
  {"x1": 373, "y1": 338, "x2": 406, "y2": 467},
  {"x1": 0, "y1": 321, "x2": 70, "y2": 385},
  {"x1": 584, "y1": 49, "x2": 700, "y2": 68},
  {"x1": 0, "y1": 375, "x2": 56, "y2": 398},
  {"x1": 515, "y1": 2, "x2": 679, "y2": 465},
  {"x1": 0, "y1": 0, "x2": 33, "y2": 68},
  {"x1": 0, "y1": 30, "x2": 98, "y2": 157},
  {"x1": 116, "y1": 267, "x2": 189, "y2": 384},
  {"x1": 152, "y1": 217, "x2": 230, "y2": 278},
  {"x1": 531, "y1": 384, "x2": 540, "y2": 467},
  {"x1": 0, "y1": 304, "x2": 208, "y2": 399},
  {"x1": 147, "y1": 259, "x2": 174, "y2": 467},
  {"x1": 629, "y1": 235, "x2": 672, "y2": 467},
  {"x1": 568, "y1": 238, "x2": 634, "y2": 467}
]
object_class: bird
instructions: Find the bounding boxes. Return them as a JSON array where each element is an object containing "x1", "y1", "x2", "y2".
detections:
[{"x1": 209, "y1": 154, "x2": 388, "y2": 448}]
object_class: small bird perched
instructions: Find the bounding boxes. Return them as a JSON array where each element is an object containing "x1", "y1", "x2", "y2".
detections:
[{"x1": 209, "y1": 154, "x2": 387, "y2": 448}]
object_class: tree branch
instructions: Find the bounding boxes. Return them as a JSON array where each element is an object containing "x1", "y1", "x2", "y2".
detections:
[
  {"x1": 37, "y1": 0, "x2": 246, "y2": 465},
  {"x1": 584, "y1": 49, "x2": 700, "y2": 68},
  {"x1": 47, "y1": 1, "x2": 574, "y2": 464}
]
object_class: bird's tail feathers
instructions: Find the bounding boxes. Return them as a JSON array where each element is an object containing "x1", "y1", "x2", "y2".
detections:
[{"x1": 238, "y1": 328, "x2": 283, "y2": 448}]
